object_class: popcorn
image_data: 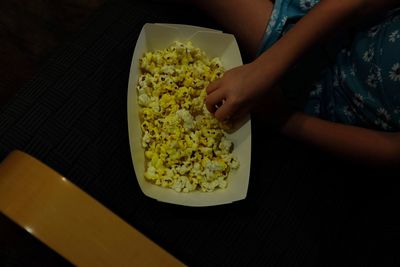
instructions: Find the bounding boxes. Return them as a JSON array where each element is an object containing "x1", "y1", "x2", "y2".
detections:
[{"x1": 137, "y1": 41, "x2": 239, "y2": 193}]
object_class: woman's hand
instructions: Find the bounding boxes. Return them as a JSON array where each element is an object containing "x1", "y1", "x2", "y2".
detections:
[{"x1": 205, "y1": 60, "x2": 278, "y2": 122}]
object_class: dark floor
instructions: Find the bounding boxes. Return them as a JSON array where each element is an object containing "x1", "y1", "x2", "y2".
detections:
[
  {"x1": 0, "y1": 0, "x2": 105, "y2": 264},
  {"x1": 0, "y1": 0, "x2": 106, "y2": 107}
]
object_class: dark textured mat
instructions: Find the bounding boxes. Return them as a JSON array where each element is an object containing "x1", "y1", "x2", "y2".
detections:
[
  {"x1": 1, "y1": 0, "x2": 399, "y2": 266},
  {"x1": 0, "y1": 213, "x2": 72, "y2": 266}
]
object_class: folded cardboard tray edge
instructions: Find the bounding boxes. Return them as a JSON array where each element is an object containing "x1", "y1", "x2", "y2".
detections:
[{"x1": 0, "y1": 150, "x2": 185, "y2": 267}]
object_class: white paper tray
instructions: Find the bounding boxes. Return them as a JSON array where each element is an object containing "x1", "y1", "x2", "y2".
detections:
[{"x1": 127, "y1": 23, "x2": 251, "y2": 206}]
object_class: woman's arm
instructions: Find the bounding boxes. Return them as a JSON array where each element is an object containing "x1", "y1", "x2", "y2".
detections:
[
  {"x1": 281, "y1": 112, "x2": 400, "y2": 167},
  {"x1": 253, "y1": 0, "x2": 399, "y2": 91},
  {"x1": 206, "y1": 0, "x2": 399, "y2": 121},
  {"x1": 206, "y1": 0, "x2": 400, "y2": 167},
  {"x1": 257, "y1": 0, "x2": 400, "y2": 167}
]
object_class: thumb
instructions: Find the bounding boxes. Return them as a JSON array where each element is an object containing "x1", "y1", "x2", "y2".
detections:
[{"x1": 214, "y1": 100, "x2": 235, "y2": 122}]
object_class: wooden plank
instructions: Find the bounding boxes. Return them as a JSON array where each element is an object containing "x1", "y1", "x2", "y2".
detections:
[{"x1": 0, "y1": 150, "x2": 185, "y2": 267}]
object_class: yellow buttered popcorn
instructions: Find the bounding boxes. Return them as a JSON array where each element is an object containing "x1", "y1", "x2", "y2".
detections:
[{"x1": 137, "y1": 41, "x2": 239, "y2": 193}]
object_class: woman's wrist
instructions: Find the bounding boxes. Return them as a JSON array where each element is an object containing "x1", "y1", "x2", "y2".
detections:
[{"x1": 252, "y1": 49, "x2": 289, "y2": 85}]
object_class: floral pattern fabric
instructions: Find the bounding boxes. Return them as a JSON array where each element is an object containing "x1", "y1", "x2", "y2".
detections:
[{"x1": 258, "y1": 0, "x2": 400, "y2": 131}]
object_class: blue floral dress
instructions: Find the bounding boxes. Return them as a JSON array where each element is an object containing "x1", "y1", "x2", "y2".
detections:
[{"x1": 258, "y1": 0, "x2": 400, "y2": 131}]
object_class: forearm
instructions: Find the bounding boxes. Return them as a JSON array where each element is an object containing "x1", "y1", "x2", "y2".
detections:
[
  {"x1": 281, "y1": 112, "x2": 400, "y2": 167},
  {"x1": 253, "y1": 0, "x2": 399, "y2": 83}
]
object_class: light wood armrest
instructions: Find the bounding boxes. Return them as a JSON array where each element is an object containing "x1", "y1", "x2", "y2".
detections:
[{"x1": 0, "y1": 150, "x2": 185, "y2": 267}]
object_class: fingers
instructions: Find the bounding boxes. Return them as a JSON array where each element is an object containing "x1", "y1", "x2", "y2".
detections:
[
  {"x1": 205, "y1": 77, "x2": 242, "y2": 122},
  {"x1": 206, "y1": 79, "x2": 221, "y2": 94},
  {"x1": 226, "y1": 107, "x2": 250, "y2": 132},
  {"x1": 230, "y1": 106, "x2": 249, "y2": 123},
  {"x1": 206, "y1": 88, "x2": 234, "y2": 122},
  {"x1": 205, "y1": 88, "x2": 226, "y2": 114},
  {"x1": 214, "y1": 99, "x2": 236, "y2": 122}
]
